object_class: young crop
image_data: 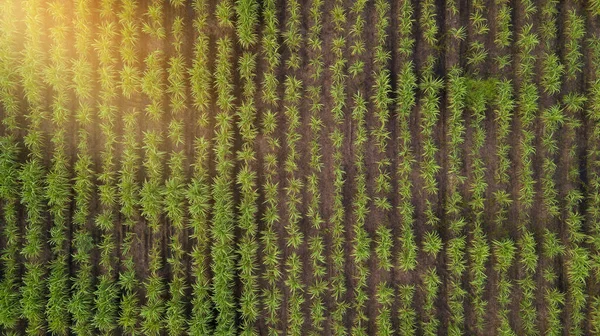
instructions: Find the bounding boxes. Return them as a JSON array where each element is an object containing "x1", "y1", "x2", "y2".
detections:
[
  {"x1": 371, "y1": 10, "x2": 395, "y2": 324},
  {"x1": 512, "y1": 16, "x2": 542, "y2": 335},
  {"x1": 418, "y1": 62, "x2": 443, "y2": 335},
  {"x1": 492, "y1": 80, "x2": 514, "y2": 229},
  {"x1": 415, "y1": 25, "x2": 444, "y2": 336},
  {"x1": 5, "y1": 0, "x2": 600, "y2": 334},
  {"x1": 564, "y1": 10, "x2": 585, "y2": 81},
  {"x1": 140, "y1": 2, "x2": 167, "y2": 334},
  {"x1": 446, "y1": 237, "x2": 467, "y2": 336},
  {"x1": 0, "y1": 1, "x2": 22, "y2": 332},
  {"x1": 421, "y1": 268, "x2": 441, "y2": 336},
  {"x1": 92, "y1": 2, "x2": 122, "y2": 332},
  {"x1": 465, "y1": 77, "x2": 494, "y2": 333},
  {"x1": 327, "y1": 2, "x2": 350, "y2": 334},
  {"x1": 396, "y1": 0, "x2": 418, "y2": 273},
  {"x1": 545, "y1": 288, "x2": 565, "y2": 336},
  {"x1": 19, "y1": 155, "x2": 47, "y2": 336},
  {"x1": 518, "y1": 231, "x2": 538, "y2": 335},
  {"x1": 494, "y1": 0, "x2": 512, "y2": 51},
  {"x1": 493, "y1": 239, "x2": 516, "y2": 335},
  {"x1": 305, "y1": 1, "x2": 327, "y2": 333},
  {"x1": 420, "y1": 0, "x2": 438, "y2": 46},
  {"x1": 540, "y1": 106, "x2": 564, "y2": 218},
  {"x1": 19, "y1": 1, "x2": 49, "y2": 334},
  {"x1": 210, "y1": 33, "x2": 237, "y2": 336},
  {"x1": 187, "y1": 138, "x2": 214, "y2": 335},
  {"x1": 118, "y1": 0, "x2": 141, "y2": 98},
  {"x1": 117, "y1": 2, "x2": 143, "y2": 334},
  {"x1": 45, "y1": 3, "x2": 73, "y2": 334},
  {"x1": 542, "y1": 229, "x2": 565, "y2": 336},
  {"x1": 235, "y1": 24, "x2": 260, "y2": 333},
  {"x1": 164, "y1": 5, "x2": 189, "y2": 334},
  {"x1": 68, "y1": 1, "x2": 96, "y2": 334},
  {"x1": 189, "y1": 0, "x2": 211, "y2": 127},
  {"x1": 516, "y1": 24, "x2": 539, "y2": 212},
  {"x1": 445, "y1": 67, "x2": 467, "y2": 336},
  {"x1": 562, "y1": 94, "x2": 588, "y2": 336},
  {"x1": 398, "y1": 285, "x2": 417, "y2": 335},
  {"x1": 259, "y1": 1, "x2": 283, "y2": 334},
  {"x1": 282, "y1": 2, "x2": 305, "y2": 334},
  {"x1": 139, "y1": 131, "x2": 166, "y2": 336},
  {"x1": 117, "y1": 111, "x2": 142, "y2": 335},
  {"x1": 587, "y1": 39, "x2": 600, "y2": 336},
  {"x1": 0, "y1": 139, "x2": 21, "y2": 332},
  {"x1": 467, "y1": 0, "x2": 489, "y2": 68},
  {"x1": 350, "y1": 92, "x2": 371, "y2": 336},
  {"x1": 235, "y1": 0, "x2": 259, "y2": 49}
]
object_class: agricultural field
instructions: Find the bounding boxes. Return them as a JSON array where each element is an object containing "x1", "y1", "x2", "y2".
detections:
[{"x1": 3, "y1": 0, "x2": 600, "y2": 335}]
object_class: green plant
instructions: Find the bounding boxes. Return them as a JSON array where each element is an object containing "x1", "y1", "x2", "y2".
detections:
[
  {"x1": 423, "y1": 231, "x2": 443, "y2": 256},
  {"x1": 235, "y1": 0, "x2": 259, "y2": 48}
]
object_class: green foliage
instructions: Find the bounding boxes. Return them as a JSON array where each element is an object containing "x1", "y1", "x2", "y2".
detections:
[
  {"x1": 4, "y1": 1, "x2": 600, "y2": 335},
  {"x1": 118, "y1": 0, "x2": 141, "y2": 98},
  {"x1": 422, "y1": 231, "x2": 443, "y2": 256},
  {"x1": 398, "y1": 285, "x2": 416, "y2": 335},
  {"x1": 420, "y1": 0, "x2": 438, "y2": 46},
  {"x1": 0, "y1": 2, "x2": 23, "y2": 333},
  {"x1": 0, "y1": 139, "x2": 21, "y2": 330},
  {"x1": 143, "y1": 0, "x2": 166, "y2": 38},
  {"x1": 421, "y1": 268, "x2": 441, "y2": 336},
  {"x1": 545, "y1": 288, "x2": 564, "y2": 336},
  {"x1": 396, "y1": 61, "x2": 418, "y2": 272},
  {"x1": 216, "y1": 0, "x2": 234, "y2": 28},
  {"x1": 189, "y1": 0, "x2": 211, "y2": 126},
  {"x1": 235, "y1": 0, "x2": 259, "y2": 48},
  {"x1": 210, "y1": 31, "x2": 237, "y2": 336},
  {"x1": 494, "y1": 0, "x2": 512, "y2": 48},
  {"x1": 541, "y1": 52, "x2": 563, "y2": 95},
  {"x1": 187, "y1": 138, "x2": 214, "y2": 335},
  {"x1": 564, "y1": 10, "x2": 585, "y2": 80},
  {"x1": 446, "y1": 238, "x2": 466, "y2": 336}
]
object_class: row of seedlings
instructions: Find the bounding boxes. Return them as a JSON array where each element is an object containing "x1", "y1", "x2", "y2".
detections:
[
  {"x1": 304, "y1": 0, "x2": 327, "y2": 334},
  {"x1": 45, "y1": 2, "x2": 73, "y2": 333},
  {"x1": 563, "y1": 92, "x2": 588, "y2": 336},
  {"x1": 0, "y1": 0, "x2": 23, "y2": 332},
  {"x1": 538, "y1": 2, "x2": 565, "y2": 327},
  {"x1": 445, "y1": 67, "x2": 467, "y2": 336},
  {"x1": 210, "y1": 1, "x2": 237, "y2": 333},
  {"x1": 417, "y1": 1, "x2": 443, "y2": 334},
  {"x1": 466, "y1": 0, "x2": 492, "y2": 332},
  {"x1": 117, "y1": 0, "x2": 143, "y2": 332},
  {"x1": 69, "y1": 0, "x2": 97, "y2": 333},
  {"x1": 139, "y1": 0, "x2": 167, "y2": 333},
  {"x1": 327, "y1": 1, "x2": 349, "y2": 333},
  {"x1": 562, "y1": 5, "x2": 588, "y2": 335},
  {"x1": 234, "y1": 0, "x2": 260, "y2": 334},
  {"x1": 492, "y1": 80, "x2": 516, "y2": 336},
  {"x1": 371, "y1": 1, "x2": 395, "y2": 334},
  {"x1": 347, "y1": 0, "x2": 369, "y2": 334},
  {"x1": 282, "y1": 0, "x2": 305, "y2": 333},
  {"x1": 258, "y1": 0, "x2": 283, "y2": 333},
  {"x1": 465, "y1": 77, "x2": 493, "y2": 334},
  {"x1": 396, "y1": 1, "x2": 418, "y2": 333},
  {"x1": 514, "y1": 2, "x2": 539, "y2": 332},
  {"x1": 92, "y1": 1, "x2": 122, "y2": 332},
  {"x1": 587, "y1": 36, "x2": 600, "y2": 335},
  {"x1": 443, "y1": 1, "x2": 467, "y2": 334},
  {"x1": 19, "y1": 0, "x2": 49, "y2": 333},
  {"x1": 491, "y1": 0, "x2": 516, "y2": 333},
  {"x1": 187, "y1": 0, "x2": 214, "y2": 333},
  {"x1": 164, "y1": 1, "x2": 189, "y2": 334}
]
